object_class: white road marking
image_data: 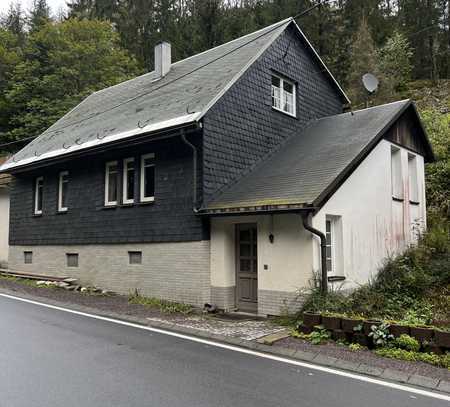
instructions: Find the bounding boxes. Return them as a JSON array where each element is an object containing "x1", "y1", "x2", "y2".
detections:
[{"x1": 1, "y1": 292, "x2": 449, "y2": 402}]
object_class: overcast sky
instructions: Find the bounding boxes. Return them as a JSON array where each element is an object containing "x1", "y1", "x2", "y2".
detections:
[{"x1": 0, "y1": 0, "x2": 68, "y2": 16}]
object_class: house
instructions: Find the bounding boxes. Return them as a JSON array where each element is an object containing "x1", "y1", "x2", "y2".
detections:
[
  {"x1": 0, "y1": 18, "x2": 434, "y2": 316},
  {"x1": 0, "y1": 156, "x2": 11, "y2": 267}
]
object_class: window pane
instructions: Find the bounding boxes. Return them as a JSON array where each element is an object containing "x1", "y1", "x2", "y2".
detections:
[
  {"x1": 144, "y1": 165, "x2": 155, "y2": 198},
  {"x1": 326, "y1": 220, "x2": 331, "y2": 233},
  {"x1": 284, "y1": 92, "x2": 294, "y2": 114},
  {"x1": 126, "y1": 163, "x2": 135, "y2": 201},
  {"x1": 108, "y1": 170, "x2": 117, "y2": 202},
  {"x1": 271, "y1": 76, "x2": 280, "y2": 87},
  {"x1": 61, "y1": 177, "x2": 68, "y2": 208},
  {"x1": 240, "y1": 243, "x2": 251, "y2": 257},
  {"x1": 283, "y1": 81, "x2": 293, "y2": 93},
  {"x1": 36, "y1": 179, "x2": 43, "y2": 212},
  {"x1": 326, "y1": 259, "x2": 332, "y2": 272},
  {"x1": 239, "y1": 229, "x2": 251, "y2": 242},
  {"x1": 240, "y1": 259, "x2": 251, "y2": 272},
  {"x1": 272, "y1": 86, "x2": 280, "y2": 108}
]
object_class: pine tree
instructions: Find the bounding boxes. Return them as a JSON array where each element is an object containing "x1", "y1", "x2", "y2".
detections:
[
  {"x1": 346, "y1": 17, "x2": 381, "y2": 107},
  {"x1": 28, "y1": 0, "x2": 51, "y2": 32}
]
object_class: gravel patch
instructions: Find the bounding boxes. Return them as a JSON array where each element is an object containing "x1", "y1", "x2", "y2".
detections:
[{"x1": 277, "y1": 337, "x2": 450, "y2": 382}]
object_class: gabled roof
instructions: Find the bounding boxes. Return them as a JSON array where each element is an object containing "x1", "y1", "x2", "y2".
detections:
[
  {"x1": 1, "y1": 17, "x2": 349, "y2": 173},
  {"x1": 205, "y1": 100, "x2": 434, "y2": 214}
]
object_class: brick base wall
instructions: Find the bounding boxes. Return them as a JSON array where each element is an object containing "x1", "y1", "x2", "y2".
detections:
[
  {"x1": 210, "y1": 286, "x2": 236, "y2": 310},
  {"x1": 258, "y1": 289, "x2": 302, "y2": 316},
  {"x1": 9, "y1": 241, "x2": 211, "y2": 307}
]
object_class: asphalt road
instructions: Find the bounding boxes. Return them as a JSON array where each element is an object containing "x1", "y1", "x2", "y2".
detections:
[{"x1": 0, "y1": 295, "x2": 448, "y2": 407}]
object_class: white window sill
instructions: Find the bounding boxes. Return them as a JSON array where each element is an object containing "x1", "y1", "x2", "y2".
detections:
[{"x1": 271, "y1": 106, "x2": 296, "y2": 118}]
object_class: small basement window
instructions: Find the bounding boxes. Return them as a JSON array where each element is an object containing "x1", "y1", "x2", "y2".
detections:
[
  {"x1": 24, "y1": 251, "x2": 33, "y2": 264},
  {"x1": 66, "y1": 253, "x2": 79, "y2": 268},
  {"x1": 34, "y1": 176, "x2": 44, "y2": 215},
  {"x1": 105, "y1": 161, "x2": 119, "y2": 206},
  {"x1": 129, "y1": 251, "x2": 142, "y2": 265},
  {"x1": 271, "y1": 74, "x2": 296, "y2": 117},
  {"x1": 123, "y1": 158, "x2": 135, "y2": 204},
  {"x1": 58, "y1": 171, "x2": 69, "y2": 212},
  {"x1": 140, "y1": 153, "x2": 155, "y2": 202}
]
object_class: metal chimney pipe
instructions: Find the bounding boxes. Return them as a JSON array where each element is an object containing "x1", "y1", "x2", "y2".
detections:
[{"x1": 154, "y1": 41, "x2": 171, "y2": 78}]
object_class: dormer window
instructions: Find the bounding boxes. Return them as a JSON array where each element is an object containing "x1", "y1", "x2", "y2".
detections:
[{"x1": 271, "y1": 74, "x2": 296, "y2": 117}]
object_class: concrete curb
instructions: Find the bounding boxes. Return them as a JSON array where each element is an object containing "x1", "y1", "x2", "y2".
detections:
[{"x1": 1, "y1": 287, "x2": 448, "y2": 396}]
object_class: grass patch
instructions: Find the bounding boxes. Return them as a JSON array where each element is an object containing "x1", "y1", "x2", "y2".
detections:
[
  {"x1": 375, "y1": 348, "x2": 450, "y2": 369},
  {"x1": 0, "y1": 274, "x2": 55, "y2": 288},
  {"x1": 128, "y1": 292, "x2": 192, "y2": 314}
]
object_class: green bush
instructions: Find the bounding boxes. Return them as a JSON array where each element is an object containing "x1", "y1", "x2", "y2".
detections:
[
  {"x1": 298, "y1": 220, "x2": 450, "y2": 326},
  {"x1": 394, "y1": 335, "x2": 420, "y2": 352}
]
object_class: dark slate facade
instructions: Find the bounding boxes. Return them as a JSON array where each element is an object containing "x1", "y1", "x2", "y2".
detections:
[
  {"x1": 9, "y1": 23, "x2": 345, "y2": 246},
  {"x1": 10, "y1": 134, "x2": 209, "y2": 245},
  {"x1": 201, "y1": 24, "x2": 344, "y2": 204}
]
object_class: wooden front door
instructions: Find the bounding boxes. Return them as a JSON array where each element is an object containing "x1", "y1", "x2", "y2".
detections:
[{"x1": 236, "y1": 224, "x2": 258, "y2": 312}]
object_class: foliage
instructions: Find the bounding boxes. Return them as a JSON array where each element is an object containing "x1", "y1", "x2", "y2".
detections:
[
  {"x1": 394, "y1": 334, "x2": 420, "y2": 352},
  {"x1": 291, "y1": 326, "x2": 330, "y2": 345},
  {"x1": 128, "y1": 292, "x2": 192, "y2": 314},
  {"x1": 368, "y1": 323, "x2": 394, "y2": 347},
  {"x1": 375, "y1": 348, "x2": 450, "y2": 369},
  {"x1": 1, "y1": 18, "x2": 140, "y2": 147},
  {"x1": 377, "y1": 31, "x2": 413, "y2": 92},
  {"x1": 421, "y1": 110, "x2": 450, "y2": 219},
  {"x1": 348, "y1": 343, "x2": 365, "y2": 352},
  {"x1": 299, "y1": 220, "x2": 450, "y2": 326}
]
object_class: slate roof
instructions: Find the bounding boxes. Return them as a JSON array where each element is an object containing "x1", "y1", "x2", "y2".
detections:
[
  {"x1": 205, "y1": 100, "x2": 431, "y2": 213},
  {"x1": 0, "y1": 17, "x2": 348, "y2": 173}
]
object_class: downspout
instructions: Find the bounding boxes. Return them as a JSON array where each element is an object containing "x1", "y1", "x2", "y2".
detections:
[
  {"x1": 180, "y1": 129, "x2": 201, "y2": 212},
  {"x1": 301, "y1": 212, "x2": 328, "y2": 294}
]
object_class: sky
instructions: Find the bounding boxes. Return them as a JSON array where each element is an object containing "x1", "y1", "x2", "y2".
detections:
[{"x1": 0, "y1": 0, "x2": 68, "y2": 16}]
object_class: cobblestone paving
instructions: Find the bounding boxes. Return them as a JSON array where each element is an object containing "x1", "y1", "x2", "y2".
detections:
[{"x1": 147, "y1": 315, "x2": 285, "y2": 341}]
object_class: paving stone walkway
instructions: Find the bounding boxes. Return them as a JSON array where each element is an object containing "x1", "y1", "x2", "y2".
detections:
[{"x1": 146, "y1": 315, "x2": 285, "y2": 341}]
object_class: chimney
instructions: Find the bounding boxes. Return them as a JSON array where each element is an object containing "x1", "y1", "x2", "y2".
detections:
[{"x1": 154, "y1": 41, "x2": 171, "y2": 78}]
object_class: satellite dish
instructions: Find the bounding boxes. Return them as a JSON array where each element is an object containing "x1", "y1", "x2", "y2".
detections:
[{"x1": 362, "y1": 73, "x2": 379, "y2": 94}]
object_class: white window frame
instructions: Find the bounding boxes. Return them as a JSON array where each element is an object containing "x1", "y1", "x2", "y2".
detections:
[
  {"x1": 271, "y1": 73, "x2": 296, "y2": 117},
  {"x1": 123, "y1": 157, "x2": 135, "y2": 204},
  {"x1": 408, "y1": 153, "x2": 419, "y2": 203},
  {"x1": 58, "y1": 171, "x2": 69, "y2": 212},
  {"x1": 325, "y1": 219, "x2": 335, "y2": 276},
  {"x1": 391, "y1": 146, "x2": 403, "y2": 200},
  {"x1": 34, "y1": 176, "x2": 44, "y2": 215},
  {"x1": 140, "y1": 153, "x2": 155, "y2": 203},
  {"x1": 325, "y1": 216, "x2": 344, "y2": 277},
  {"x1": 105, "y1": 161, "x2": 118, "y2": 206}
]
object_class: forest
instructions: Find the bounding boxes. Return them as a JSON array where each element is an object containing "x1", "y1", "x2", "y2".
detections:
[{"x1": 0, "y1": 0, "x2": 449, "y2": 218}]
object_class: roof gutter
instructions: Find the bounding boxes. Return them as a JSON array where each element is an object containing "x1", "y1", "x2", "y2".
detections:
[{"x1": 301, "y1": 211, "x2": 327, "y2": 294}]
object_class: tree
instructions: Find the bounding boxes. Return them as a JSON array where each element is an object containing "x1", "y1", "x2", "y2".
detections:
[
  {"x1": 1, "y1": 2, "x2": 26, "y2": 42},
  {"x1": 28, "y1": 0, "x2": 51, "y2": 32},
  {"x1": 378, "y1": 31, "x2": 413, "y2": 92},
  {"x1": 3, "y1": 18, "x2": 140, "y2": 143},
  {"x1": 346, "y1": 17, "x2": 382, "y2": 107}
]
